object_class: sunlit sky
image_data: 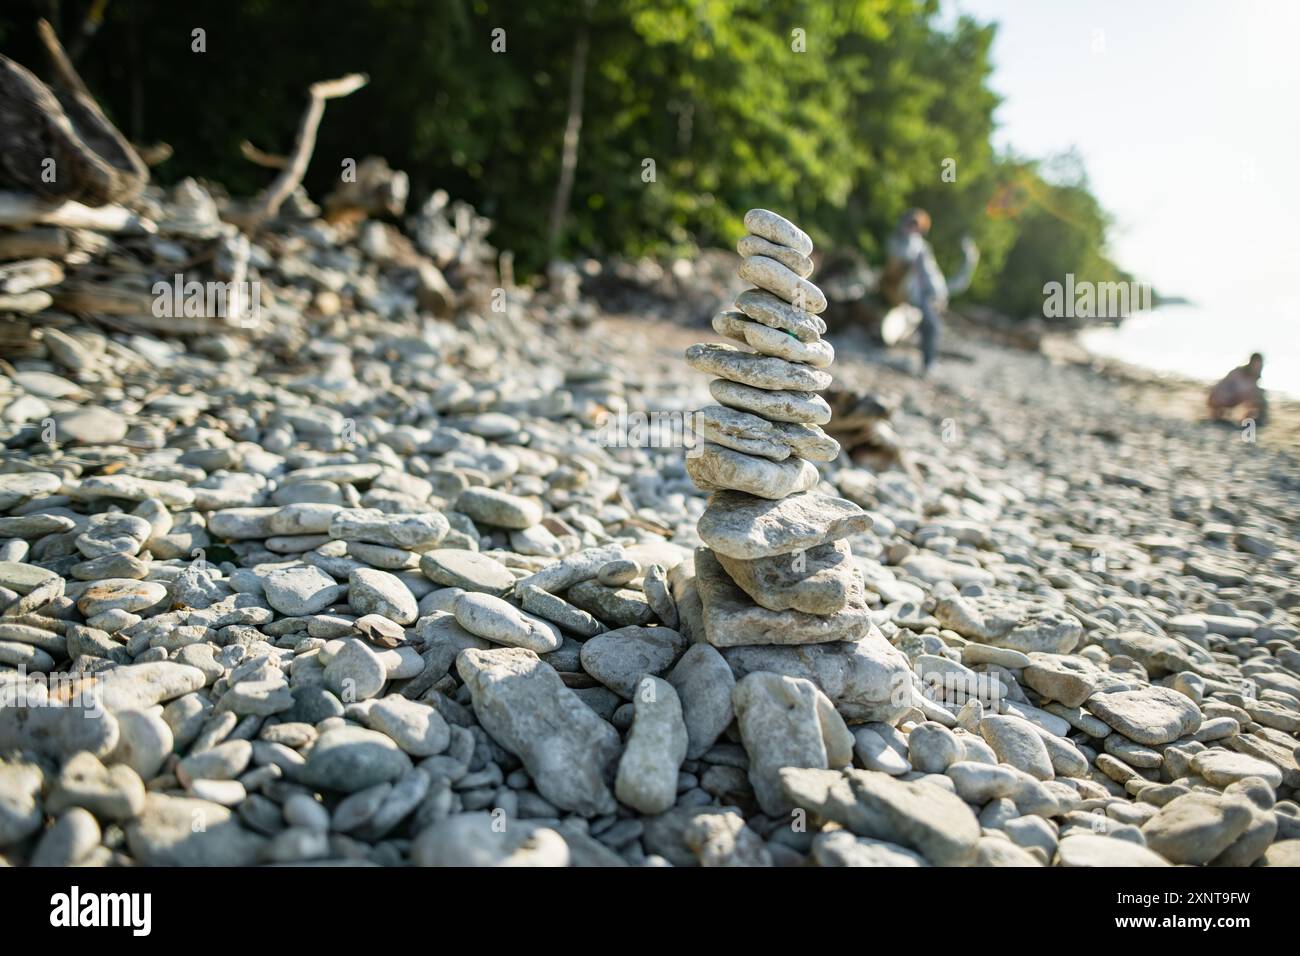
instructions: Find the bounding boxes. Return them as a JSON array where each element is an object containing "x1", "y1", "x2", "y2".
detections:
[{"x1": 946, "y1": 0, "x2": 1300, "y2": 312}]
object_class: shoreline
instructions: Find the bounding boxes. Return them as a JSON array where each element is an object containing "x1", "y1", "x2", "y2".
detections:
[{"x1": 1042, "y1": 331, "x2": 1300, "y2": 458}]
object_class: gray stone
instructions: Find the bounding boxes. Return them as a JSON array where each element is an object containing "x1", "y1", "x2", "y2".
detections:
[
  {"x1": 329, "y1": 509, "x2": 450, "y2": 548},
  {"x1": 565, "y1": 580, "x2": 655, "y2": 628},
  {"x1": 518, "y1": 584, "x2": 605, "y2": 637},
  {"x1": 686, "y1": 343, "x2": 832, "y2": 392},
  {"x1": 453, "y1": 592, "x2": 561, "y2": 653},
  {"x1": 300, "y1": 726, "x2": 413, "y2": 793},
  {"x1": 419, "y1": 549, "x2": 515, "y2": 596},
  {"x1": 0, "y1": 703, "x2": 119, "y2": 759},
  {"x1": 779, "y1": 767, "x2": 980, "y2": 866},
  {"x1": 411, "y1": 813, "x2": 569, "y2": 866},
  {"x1": 32, "y1": 807, "x2": 101, "y2": 866},
  {"x1": 579, "y1": 625, "x2": 687, "y2": 698},
  {"x1": 366, "y1": 696, "x2": 451, "y2": 756},
  {"x1": 46, "y1": 752, "x2": 145, "y2": 820},
  {"x1": 126, "y1": 794, "x2": 266, "y2": 865},
  {"x1": 734, "y1": 672, "x2": 852, "y2": 815},
  {"x1": 1022, "y1": 653, "x2": 1101, "y2": 708},
  {"x1": 1087, "y1": 686, "x2": 1202, "y2": 745},
  {"x1": 738, "y1": 255, "x2": 827, "y2": 313},
  {"x1": 696, "y1": 548, "x2": 871, "y2": 646},
  {"x1": 109, "y1": 708, "x2": 173, "y2": 779},
  {"x1": 709, "y1": 378, "x2": 831, "y2": 424},
  {"x1": 0, "y1": 760, "x2": 43, "y2": 846},
  {"x1": 615, "y1": 676, "x2": 688, "y2": 814},
  {"x1": 457, "y1": 647, "x2": 621, "y2": 816},
  {"x1": 812, "y1": 830, "x2": 929, "y2": 867},
  {"x1": 456, "y1": 488, "x2": 542, "y2": 530},
  {"x1": 348, "y1": 568, "x2": 419, "y2": 624},
  {"x1": 263, "y1": 565, "x2": 346, "y2": 616},
  {"x1": 323, "y1": 638, "x2": 388, "y2": 701},
  {"x1": 1141, "y1": 790, "x2": 1256, "y2": 864},
  {"x1": 715, "y1": 539, "x2": 857, "y2": 615},
  {"x1": 743, "y1": 208, "x2": 814, "y2": 257},
  {"x1": 934, "y1": 592, "x2": 1083, "y2": 654},
  {"x1": 76, "y1": 578, "x2": 166, "y2": 616},
  {"x1": 1056, "y1": 833, "x2": 1170, "y2": 867},
  {"x1": 697, "y1": 491, "x2": 870, "y2": 560},
  {"x1": 979, "y1": 715, "x2": 1055, "y2": 780},
  {"x1": 735, "y1": 288, "x2": 825, "y2": 342},
  {"x1": 721, "y1": 630, "x2": 912, "y2": 723},
  {"x1": 907, "y1": 722, "x2": 963, "y2": 774},
  {"x1": 666, "y1": 643, "x2": 736, "y2": 759}
]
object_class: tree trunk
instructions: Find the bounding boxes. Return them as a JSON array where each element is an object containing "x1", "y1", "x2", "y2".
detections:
[{"x1": 546, "y1": 18, "x2": 591, "y2": 262}]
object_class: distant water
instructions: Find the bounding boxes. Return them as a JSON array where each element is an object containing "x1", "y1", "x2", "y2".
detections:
[{"x1": 1079, "y1": 297, "x2": 1300, "y2": 400}]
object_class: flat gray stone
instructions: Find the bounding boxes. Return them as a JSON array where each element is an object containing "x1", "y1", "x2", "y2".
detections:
[
  {"x1": 716, "y1": 539, "x2": 856, "y2": 614},
  {"x1": 579, "y1": 625, "x2": 687, "y2": 698},
  {"x1": 666, "y1": 643, "x2": 736, "y2": 759},
  {"x1": 457, "y1": 646, "x2": 620, "y2": 816},
  {"x1": 453, "y1": 592, "x2": 561, "y2": 653},
  {"x1": 419, "y1": 549, "x2": 515, "y2": 596},
  {"x1": 722, "y1": 632, "x2": 912, "y2": 724},
  {"x1": 299, "y1": 726, "x2": 413, "y2": 793},
  {"x1": 263, "y1": 565, "x2": 346, "y2": 616},
  {"x1": 743, "y1": 209, "x2": 813, "y2": 256},
  {"x1": 710, "y1": 378, "x2": 831, "y2": 424},
  {"x1": 738, "y1": 255, "x2": 827, "y2": 313},
  {"x1": 126, "y1": 794, "x2": 266, "y2": 865},
  {"x1": 329, "y1": 509, "x2": 450, "y2": 548},
  {"x1": 934, "y1": 592, "x2": 1083, "y2": 654},
  {"x1": 686, "y1": 343, "x2": 831, "y2": 392},
  {"x1": 696, "y1": 548, "x2": 871, "y2": 646},
  {"x1": 615, "y1": 676, "x2": 688, "y2": 814},
  {"x1": 1087, "y1": 686, "x2": 1202, "y2": 745},
  {"x1": 697, "y1": 491, "x2": 871, "y2": 560},
  {"x1": 686, "y1": 442, "x2": 819, "y2": 499},
  {"x1": 735, "y1": 288, "x2": 825, "y2": 342},
  {"x1": 779, "y1": 767, "x2": 980, "y2": 866},
  {"x1": 348, "y1": 567, "x2": 419, "y2": 624},
  {"x1": 455, "y1": 488, "x2": 542, "y2": 530},
  {"x1": 712, "y1": 311, "x2": 833, "y2": 367},
  {"x1": 734, "y1": 672, "x2": 852, "y2": 815}
]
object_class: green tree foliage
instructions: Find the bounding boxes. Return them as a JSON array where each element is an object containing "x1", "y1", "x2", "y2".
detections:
[{"x1": 0, "y1": 0, "x2": 1128, "y2": 319}]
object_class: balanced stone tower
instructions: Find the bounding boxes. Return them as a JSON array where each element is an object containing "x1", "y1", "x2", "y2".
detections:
[{"x1": 685, "y1": 210, "x2": 908, "y2": 724}]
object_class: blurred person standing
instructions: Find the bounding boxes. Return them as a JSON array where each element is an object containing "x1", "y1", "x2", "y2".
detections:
[{"x1": 884, "y1": 208, "x2": 978, "y2": 375}]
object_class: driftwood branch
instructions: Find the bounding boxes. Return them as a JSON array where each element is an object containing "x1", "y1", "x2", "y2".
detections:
[
  {"x1": 240, "y1": 140, "x2": 289, "y2": 169},
  {"x1": 0, "y1": 191, "x2": 156, "y2": 232},
  {"x1": 237, "y1": 72, "x2": 368, "y2": 228},
  {"x1": 134, "y1": 142, "x2": 173, "y2": 167}
]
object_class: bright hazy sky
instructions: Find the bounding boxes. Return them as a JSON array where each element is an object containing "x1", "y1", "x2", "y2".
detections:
[{"x1": 947, "y1": 0, "x2": 1300, "y2": 310}]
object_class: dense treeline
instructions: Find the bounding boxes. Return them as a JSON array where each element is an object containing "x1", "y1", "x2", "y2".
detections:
[{"x1": 0, "y1": 0, "x2": 1133, "y2": 318}]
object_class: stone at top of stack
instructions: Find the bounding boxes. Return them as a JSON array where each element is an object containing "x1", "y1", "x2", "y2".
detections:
[{"x1": 684, "y1": 209, "x2": 878, "y2": 653}]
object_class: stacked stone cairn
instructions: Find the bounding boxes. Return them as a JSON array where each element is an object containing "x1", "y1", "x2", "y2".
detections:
[{"x1": 684, "y1": 209, "x2": 912, "y2": 815}]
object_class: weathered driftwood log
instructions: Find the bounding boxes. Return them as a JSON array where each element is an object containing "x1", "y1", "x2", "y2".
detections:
[
  {"x1": 0, "y1": 226, "x2": 69, "y2": 261},
  {"x1": 0, "y1": 20, "x2": 147, "y2": 207},
  {"x1": 227, "y1": 73, "x2": 369, "y2": 230},
  {"x1": 50, "y1": 279, "x2": 153, "y2": 315},
  {"x1": 0, "y1": 190, "x2": 155, "y2": 232}
]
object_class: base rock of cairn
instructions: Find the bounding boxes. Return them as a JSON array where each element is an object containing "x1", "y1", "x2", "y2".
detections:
[{"x1": 685, "y1": 210, "x2": 911, "y2": 738}]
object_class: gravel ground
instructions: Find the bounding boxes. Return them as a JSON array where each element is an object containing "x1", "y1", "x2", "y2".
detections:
[{"x1": 2, "y1": 194, "x2": 1298, "y2": 867}]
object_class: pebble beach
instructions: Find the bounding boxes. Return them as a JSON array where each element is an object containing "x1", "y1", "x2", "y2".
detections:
[{"x1": 2, "y1": 186, "x2": 1299, "y2": 869}]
